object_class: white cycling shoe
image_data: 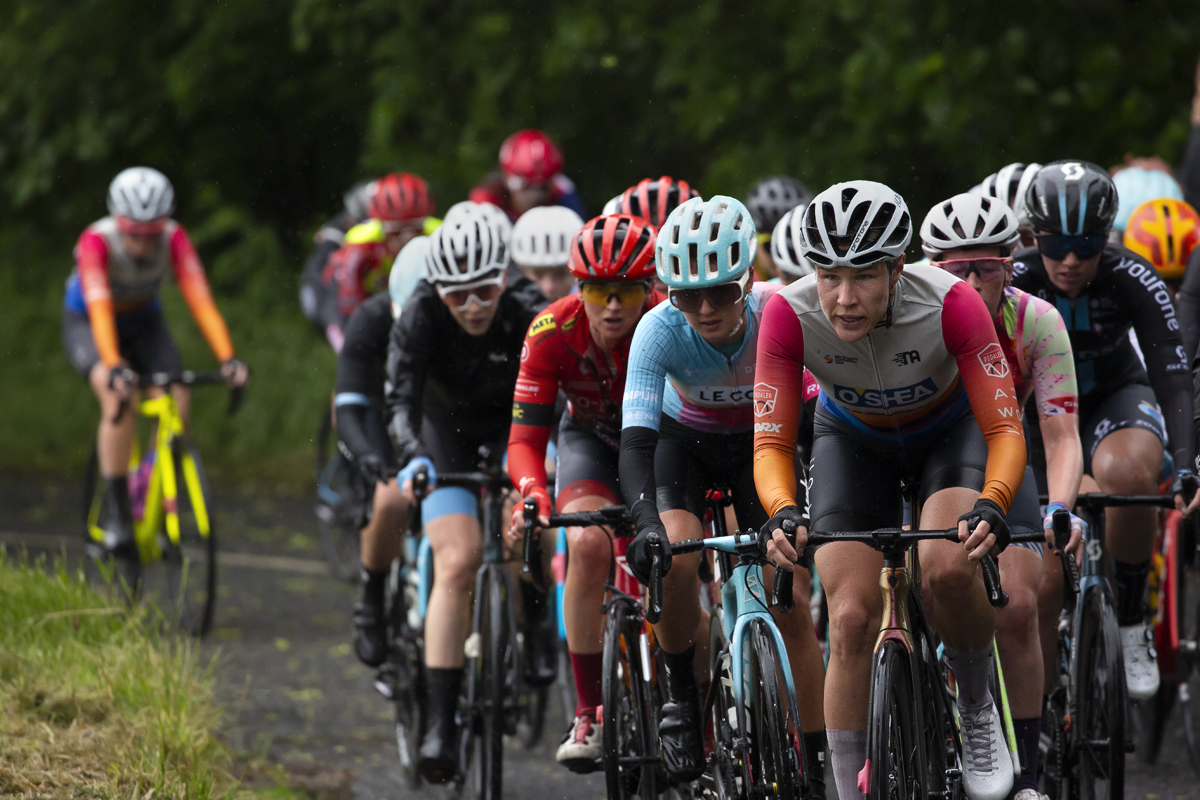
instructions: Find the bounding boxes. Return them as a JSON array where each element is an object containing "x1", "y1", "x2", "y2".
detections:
[
  {"x1": 959, "y1": 703, "x2": 1013, "y2": 800},
  {"x1": 1120, "y1": 622, "x2": 1160, "y2": 700},
  {"x1": 1013, "y1": 789, "x2": 1048, "y2": 800}
]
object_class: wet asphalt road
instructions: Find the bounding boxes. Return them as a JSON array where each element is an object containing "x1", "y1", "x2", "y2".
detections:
[{"x1": 2, "y1": 475, "x2": 1198, "y2": 800}]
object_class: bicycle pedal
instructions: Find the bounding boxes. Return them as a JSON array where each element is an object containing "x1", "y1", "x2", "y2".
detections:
[{"x1": 374, "y1": 678, "x2": 395, "y2": 700}]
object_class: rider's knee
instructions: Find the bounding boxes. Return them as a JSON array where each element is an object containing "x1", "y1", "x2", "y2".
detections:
[
  {"x1": 923, "y1": 550, "x2": 978, "y2": 601},
  {"x1": 995, "y1": 581, "x2": 1038, "y2": 643},
  {"x1": 433, "y1": 541, "x2": 481, "y2": 592},
  {"x1": 662, "y1": 553, "x2": 700, "y2": 595},
  {"x1": 1092, "y1": 437, "x2": 1160, "y2": 493},
  {"x1": 565, "y1": 526, "x2": 610, "y2": 574},
  {"x1": 827, "y1": 597, "x2": 875, "y2": 661}
]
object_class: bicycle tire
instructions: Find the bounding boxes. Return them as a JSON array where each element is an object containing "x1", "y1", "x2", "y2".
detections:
[
  {"x1": 516, "y1": 680, "x2": 548, "y2": 749},
  {"x1": 558, "y1": 641, "x2": 578, "y2": 728},
  {"x1": 1137, "y1": 516, "x2": 1181, "y2": 765},
  {"x1": 917, "y1": 623, "x2": 956, "y2": 800},
  {"x1": 866, "y1": 638, "x2": 925, "y2": 800},
  {"x1": 388, "y1": 560, "x2": 425, "y2": 789},
  {"x1": 1039, "y1": 627, "x2": 1072, "y2": 800},
  {"x1": 162, "y1": 439, "x2": 217, "y2": 636},
  {"x1": 1075, "y1": 588, "x2": 1125, "y2": 800},
  {"x1": 745, "y1": 618, "x2": 801, "y2": 800},
  {"x1": 314, "y1": 450, "x2": 365, "y2": 582},
  {"x1": 1181, "y1": 563, "x2": 1200, "y2": 779},
  {"x1": 602, "y1": 602, "x2": 657, "y2": 799},
  {"x1": 707, "y1": 611, "x2": 741, "y2": 800},
  {"x1": 466, "y1": 566, "x2": 508, "y2": 800}
]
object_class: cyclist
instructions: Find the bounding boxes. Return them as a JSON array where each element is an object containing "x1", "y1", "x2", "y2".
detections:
[
  {"x1": 470, "y1": 129, "x2": 586, "y2": 220},
  {"x1": 385, "y1": 202, "x2": 547, "y2": 782},
  {"x1": 1112, "y1": 164, "x2": 1185, "y2": 238},
  {"x1": 342, "y1": 237, "x2": 430, "y2": 668},
  {"x1": 755, "y1": 180, "x2": 1027, "y2": 800},
  {"x1": 921, "y1": 193, "x2": 1083, "y2": 800},
  {"x1": 1011, "y1": 161, "x2": 1199, "y2": 701},
  {"x1": 300, "y1": 179, "x2": 375, "y2": 349},
  {"x1": 770, "y1": 203, "x2": 816, "y2": 285},
  {"x1": 745, "y1": 175, "x2": 812, "y2": 282},
  {"x1": 1127, "y1": 198, "x2": 1200, "y2": 356},
  {"x1": 510, "y1": 205, "x2": 585, "y2": 302},
  {"x1": 505, "y1": 213, "x2": 663, "y2": 771},
  {"x1": 970, "y1": 163, "x2": 1042, "y2": 248},
  {"x1": 63, "y1": 167, "x2": 249, "y2": 566},
  {"x1": 602, "y1": 176, "x2": 702, "y2": 295},
  {"x1": 620, "y1": 196, "x2": 827, "y2": 792},
  {"x1": 322, "y1": 173, "x2": 434, "y2": 352}
]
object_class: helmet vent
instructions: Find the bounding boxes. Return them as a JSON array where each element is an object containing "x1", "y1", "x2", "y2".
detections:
[
  {"x1": 882, "y1": 212, "x2": 909, "y2": 248},
  {"x1": 672, "y1": 223, "x2": 681, "y2": 245},
  {"x1": 706, "y1": 250, "x2": 719, "y2": 277},
  {"x1": 691, "y1": 210, "x2": 704, "y2": 232},
  {"x1": 688, "y1": 243, "x2": 699, "y2": 278},
  {"x1": 729, "y1": 242, "x2": 740, "y2": 269},
  {"x1": 733, "y1": 213, "x2": 744, "y2": 230},
  {"x1": 709, "y1": 222, "x2": 721, "y2": 244},
  {"x1": 840, "y1": 188, "x2": 858, "y2": 211}
]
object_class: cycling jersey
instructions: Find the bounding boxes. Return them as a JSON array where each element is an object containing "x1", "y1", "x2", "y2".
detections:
[
  {"x1": 754, "y1": 265, "x2": 1026, "y2": 517},
  {"x1": 1174, "y1": 247, "x2": 1200, "y2": 361},
  {"x1": 386, "y1": 275, "x2": 547, "y2": 466},
  {"x1": 993, "y1": 286, "x2": 1078, "y2": 418},
  {"x1": 622, "y1": 283, "x2": 778, "y2": 435},
  {"x1": 469, "y1": 172, "x2": 587, "y2": 221},
  {"x1": 300, "y1": 211, "x2": 357, "y2": 335},
  {"x1": 1010, "y1": 243, "x2": 1194, "y2": 472},
  {"x1": 334, "y1": 293, "x2": 395, "y2": 467},
  {"x1": 64, "y1": 216, "x2": 233, "y2": 368},
  {"x1": 325, "y1": 227, "x2": 393, "y2": 323},
  {"x1": 507, "y1": 291, "x2": 664, "y2": 498}
]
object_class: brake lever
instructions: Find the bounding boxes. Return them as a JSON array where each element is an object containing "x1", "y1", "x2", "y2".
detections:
[
  {"x1": 1051, "y1": 509, "x2": 1080, "y2": 603},
  {"x1": 980, "y1": 554, "x2": 1008, "y2": 608},
  {"x1": 522, "y1": 496, "x2": 547, "y2": 593},
  {"x1": 771, "y1": 519, "x2": 796, "y2": 612},
  {"x1": 646, "y1": 531, "x2": 664, "y2": 624},
  {"x1": 227, "y1": 385, "x2": 245, "y2": 417}
]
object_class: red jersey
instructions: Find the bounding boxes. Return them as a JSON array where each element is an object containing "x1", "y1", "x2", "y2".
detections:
[
  {"x1": 507, "y1": 291, "x2": 664, "y2": 497},
  {"x1": 323, "y1": 240, "x2": 391, "y2": 322}
]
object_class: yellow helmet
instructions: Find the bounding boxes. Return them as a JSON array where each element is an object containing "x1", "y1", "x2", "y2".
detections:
[{"x1": 1123, "y1": 198, "x2": 1200, "y2": 281}]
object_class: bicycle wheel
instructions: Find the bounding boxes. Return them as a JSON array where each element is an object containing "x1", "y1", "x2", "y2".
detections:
[
  {"x1": 558, "y1": 640, "x2": 578, "y2": 728},
  {"x1": 744, "y1": 618, "x2": 801, "y2": 800},
  {"x1": 1039, "y1": 627, "x2": 1072, "y2": 800},
  {"x1": 465, "y1": 566, "x2": 509, "y2": 800},
  {"x1": 162, "y1": 439, "x2": 217, "y2": 636},
  {"x1": 1074, "y1": 589, "x2": 1125, "y2": 800},
  {"x1": 916, "y1": 625, "x2": 956, "y2": 800},
  {"x1": 602, "y1": 602, "x2": 658, "y2": 798},
  {"x1": 387, "y1": 561, "x2": 425, "y2": 789},
  {"x1": 707, "y1": 612, "x2": 741, "y2": 800},
  {"x1": 866, "y1": 639, "x2": 925, "y2": 800},
  {"x1": 314, "y1": 449, "x2": 365, "y2": 582},
  {"x1": 1137, "y1": 519, "x2": 1178, "y2": 765}
]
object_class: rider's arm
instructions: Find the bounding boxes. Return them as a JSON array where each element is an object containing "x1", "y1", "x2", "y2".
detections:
[
  {"x1": 1176, "y1": 248, "x2": 1200, "y2": 364},
  {"x1": 169, "y1": 227, "x2": 235, "y2": 362},
  {"x1": 75, "y1": 231, "x2": 121, "y2": 368},
  {"x1": 507, "y1": 317, "x2": 562, "y2": 500},
  {"x1": 617, "y1": 313, "x2": 671, "y2": 532},
  {"x1": 1124, "y1": 260, "x2": 1196, "y2": 471},
  {"x1": 1028, "y1": 296, "x2": 1083, "y2": 509},
  {"x1": 752, "y1": 292, "x2": 808, "y2": 517},
  {"x1": 385, "y1": 284, "x2": 435, "y2": 465},
  {"x1": 334, "y1": 296, "x2": 390, "y2": 463},
  {"x1": 941, "y1": 281, "x2": 1027, "y2": 512}
]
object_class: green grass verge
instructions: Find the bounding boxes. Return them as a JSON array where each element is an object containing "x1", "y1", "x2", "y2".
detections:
[
  {"x1": 0, "y1": 553, "x2": 301, "y2": 798},
  {"x1": 0, "y1": 266, "x2": 335, "y2": 488}
]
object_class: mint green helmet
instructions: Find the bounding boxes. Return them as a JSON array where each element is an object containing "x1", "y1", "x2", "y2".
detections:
[
  {"x1": 655, "y1": 196, "x2": 757, "y2": 289},
  {"x1": 390, "y1": 236, "x2": 430, "y2": 318}
]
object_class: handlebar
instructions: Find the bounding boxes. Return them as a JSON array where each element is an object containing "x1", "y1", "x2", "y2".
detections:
[
  {"x1": 112, "y1": 369, "x2": 244, "y2": 423},
  {"x1": 1051, "y1": 508, "x2": 1080, "y2": 605},
  {"x1": 521, "y1": 500, "x2": 633, "y2": 593}
]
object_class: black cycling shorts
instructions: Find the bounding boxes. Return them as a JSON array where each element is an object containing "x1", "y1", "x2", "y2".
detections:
[
  {"x1": 807, "y1": 406, "x2": 986, "y2": 535},
  {"x1": 62, "y1": 307, "x2": 182, "y2": 379},
  {"x1": 654, "y1": 416, "x2": 772, "y2": 532},
  {"x1": 554, "y1": 414, "x2": 621, "y2": 511}
]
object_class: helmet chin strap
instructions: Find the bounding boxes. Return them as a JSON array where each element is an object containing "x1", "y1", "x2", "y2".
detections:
[
  {"x1": 727, "y1": 308, "x2": 746, "y2": 340},
  {"x1": 877, "y1": 263, "x2": 899, "y2": 329}
]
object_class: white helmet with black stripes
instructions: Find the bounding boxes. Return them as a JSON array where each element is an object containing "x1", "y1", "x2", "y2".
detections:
[
  {"x1": 770, "y1": 204, "x2": 814, "y2": 279},
  {"x1": 425, "y1": 202, "x2": 509, "y2": 284},
  {"x1": 920, "y1": 193, "x2": 1020, "y2": 259},
  {"x1": 800, "y1": 180, "x2": 911, "y2": 268},
  {"x1": 107, "y1": 167, "x2": 175, "y2": 221}
]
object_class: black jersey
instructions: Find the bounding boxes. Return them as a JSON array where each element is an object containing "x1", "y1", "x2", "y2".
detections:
[
  {"x1": 386, "y1": 274, "x2": 547, "y2": 465},
  {"x1": 333, "y1": 292, "x2": 394, "y2": 465},
  {"x1": 1011, "y1": 243, "x2": 1194, "y2": 470}
]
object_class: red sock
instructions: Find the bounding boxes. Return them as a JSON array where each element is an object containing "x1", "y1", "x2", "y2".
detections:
[{"x1": 569, "y1": 650, "x2": 604, "y2": 716}]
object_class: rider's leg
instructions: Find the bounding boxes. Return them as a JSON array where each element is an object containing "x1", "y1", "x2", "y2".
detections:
[
  {"x1": 996, "y1": 545, "x2": 1045, "y2": 792},
  {"x1": 90, "y1": 362, "x2": 136, "y2": 478},
  {"x1": 1038, "y1": 546, "x2": 1064, "y2": 692},
  {"x1": 353, "y1": 479, "x2": 407, "y2": 667},
  {"x1": 171, "y1": 383, "x2": 192, "y2": 433}
]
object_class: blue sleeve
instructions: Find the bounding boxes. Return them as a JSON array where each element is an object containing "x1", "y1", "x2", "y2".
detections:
[{"x1": 622, "y1": 312, "x2": 671, "y2": 432}]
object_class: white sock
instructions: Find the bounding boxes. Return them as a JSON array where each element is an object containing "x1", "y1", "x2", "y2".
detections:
[
  {"x1": 944, "y1": 640, "x2": 994, "y2": 712},
  {"x1": 828, "y1": 728, "x2": 867, "y2": 799}
]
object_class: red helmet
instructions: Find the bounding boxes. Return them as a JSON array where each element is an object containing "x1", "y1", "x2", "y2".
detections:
[
  {"x1": 618, "y1": 176, "x2": 700, "y2": 228},
  {"x1": 569, "y1": 214, "x2": 657, "y2": 281},
  {"x1": 368, "y1": 172, "x2": 434, "y2": 222},
  {"x1": 499, "y1": 130, "x2": 564, "y2": 184}
]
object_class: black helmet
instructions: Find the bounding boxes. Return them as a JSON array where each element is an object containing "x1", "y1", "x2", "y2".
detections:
[
  {"x1": 1024, "y1": 160, "x2": 1117, "y2": 236},
  {"x1": 746, "y1": 175, "x2": 813, "y2": 235}
]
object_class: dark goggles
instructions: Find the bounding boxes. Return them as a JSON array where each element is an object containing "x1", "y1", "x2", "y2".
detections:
[
  {"x1": 668, "y1": 276, "x2": 748, "y2": 313},
  {"x1": 1035, "y1": 233, "x2": 1106, "y2": 261},
  {"x1": 932, "y1": 257, "x2": 1011, "y2": 282}
]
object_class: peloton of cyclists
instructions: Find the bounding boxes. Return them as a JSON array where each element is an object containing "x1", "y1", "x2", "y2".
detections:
[
  {"x1": 470, "y1": 129, "x2": 587, "y2": 220},
  {"x1": 64, "y1": 167, "x2": 250, "y2": 574},
  {"x1": 510, "y1": 205, "x2": 585, "y2": 302},
  {"x1": 299, "y1": 179, "x2": 376, "y2": 351}
]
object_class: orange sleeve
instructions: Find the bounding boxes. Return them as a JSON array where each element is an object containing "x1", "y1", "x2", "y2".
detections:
[
  {"x1": 753, "y1": 292, "x2": 809, "y2": 516},
  {"x1": 941, "y1": 281, "x2": 1027, "y2": 512},
  {"x1": 76, "y1": 232, "x2": 122, "y2": 368},
  {"x1": 170, "y1": 227, "x2": 235, "y2": 362}
]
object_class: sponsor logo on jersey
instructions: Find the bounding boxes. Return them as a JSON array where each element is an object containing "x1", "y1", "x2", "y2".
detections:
[
  {"x1": 893, "y1": 350, "x2": 921, "y2": 366},
  {"x1": 823, "y1": 354, "x2": 858, "y2": 365},
  {"x1": 529, "y1": 313, "x2": 556, "y2": 337},
  {"x1": 515, "y1": 380, "x2": 540, "y2": 396},
  {"x1": 687, "y1": 385, "x2": 755, "y2": 405},
  {"x1": 1113, "y1": 257, "x2": 1179, "y2": 331},
  {"x1": 754, "y1": 422, "x2": 782, "y2": 434},
  {"x1": 977, "y1": 343, "x2": 1010, "y2": 378},
  {"x1": 831, "y1": 378, "x2": 938, "y2": 409},
  {"x1": 754, "y1": 382, "x2": 778, "y2": 416},
  {"x1": 520, "y1": 342, "x2": 530, "y2": 362},
  {"x1": 561, "y1": 316, "x2": 578, "y2": 332}
]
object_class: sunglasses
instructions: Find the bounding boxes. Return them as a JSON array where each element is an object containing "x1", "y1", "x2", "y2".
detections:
[
  {"x1": 579, "y1": 281, "x2": 649, "y2": 308},
  {"x1": 436, "y1": 276, "x2": 505, "y2": 309},
  {"x1": 933, "y1": 257, "x2": 1012, "y2": 282},
  {"x1": 668, "y1": 273, "x2": 749, "y2": 314},
  {"x1": 1035, "y1": 233, "x2": 1106, "y2": 261}
]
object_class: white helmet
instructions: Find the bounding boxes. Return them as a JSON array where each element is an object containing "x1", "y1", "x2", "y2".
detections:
[
  {"x1": 601, "y1": 194, "x2": 622, "y2": 216},
  {"x1": 510, "y1": 206, "x2": 584, "y2": 268},
  {"x1": 443, "y1": 200, "x2": 513, "y2": 244},
  {"x1": 425, "y1": 203, "x2": 509, "y2": 284},
  {"x1": 972, "y1": 163, "x2": 1041, "y2": 229},
  {"x1": 800, "y1": 180, "x2": 911, "y2": 268},
  {"x1": 920, "y1": 193, "x2": 1020, "y2": 259},
  {"x1": 770, "y1": 205, "x2": 815, "y2": 279},
  {"x1": 390, "y1": 236, "x2": 430, "y2": 318},
  {"x1": 107, "y1": 167, "x2": 175, "y2": 221}
]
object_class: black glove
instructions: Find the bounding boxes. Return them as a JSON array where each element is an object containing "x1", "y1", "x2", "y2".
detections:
[
  {"x1": 627, "y1": 523, "x2": 671, "y2": 586},
  {"x1": 221, "y1": 357, "x2": 248, "y2": 385},
  {"x1": 759, "y1": 505, "x2": 807, "y2": 558},
  {"x1": 107, "y1": 365, "x2": 136, "y2": 392},
  {"x1": 1172, "y1": 469, "x2": 1199, "y2": 505},
  {"x1": 958, "y1": 497, "x2": 1010, "y2": 552},
  {"x1": 356, "y1": 453, "x2": 391, "y2": 487}
]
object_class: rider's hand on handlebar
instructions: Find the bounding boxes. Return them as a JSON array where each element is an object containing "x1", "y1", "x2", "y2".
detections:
[
  {"x1": 356, "y1": 453, "x2": 391, "y2": 487},
  {"x1": 628, "y1": 522, "x2": 670, "y2": 585},
  {"x1": 1172, "y1": 469, "x2": 1200, "y2": 515},
  {"x1": 507, "y1": 486, "x2": 551, "y2": 546},
  {"x1": 221, "y1": 358, "x2": 250, "y2": 389},
  {"x1": 107, "y1": 363, "x2": 136, "y2": 401},
  {"x1": 397, "y1": 457, "x2": 437, "y2": 504},
  {"x1": 760, "y1": 505, "x2": 807, "y2": 572},
  {"x1": 1042, "y1": 502, "x2": 1085, "y2": 561},
  {"x1": 958, "y1": 497, "x2": 1010, "y2": 561}
]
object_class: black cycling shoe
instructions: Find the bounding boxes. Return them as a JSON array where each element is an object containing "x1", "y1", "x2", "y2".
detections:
[
  {"x1": 418, "y1": 668, "x2": 462, "y2": 784},
  {"x1": 90, "y1": 477, "x2": 141, "y2": 595},
  {"x1": 353, "y1": 568, "x2": 390, "y2": 667},
  {"x1": 659, "y1": 684, "x2": 706, "y2": 783},
  {"x1": 521, "y1": 582, "x2": 557, "y2": 687}
]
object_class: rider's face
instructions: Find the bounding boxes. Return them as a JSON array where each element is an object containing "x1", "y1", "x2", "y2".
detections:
[
  {"x1": 520, "y1": 265, "x2": 575, "y2": 303},
  {"x1": 384, "y1": 224, "x2": 422, "y2": 257},
  {"x1": 939, "y1": 245, "x2": 1009, "y2": 317},
  {"x1": 510, "y1": 184, "x2": 551, "y2": 216},
  {"x1": 1040, "y1": 247, "x2": 1101, "y2": 298},
  {"x1": 119, "y1": 231, "x2": 162, "y2": 260},
  {"x1": 582, "y1": 291, "x2": 644, "y2": 344},
  {"x1": 815, "y1": 260, "x2": 902, "y2": 343},
  {"x1": 681, "y1": 296, "x2": 746, "y2": 346}
]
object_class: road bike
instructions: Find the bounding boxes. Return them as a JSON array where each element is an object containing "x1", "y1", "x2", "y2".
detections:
[{"x1": 83, "y1": 370, "x2": 241, "y2": 636}]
